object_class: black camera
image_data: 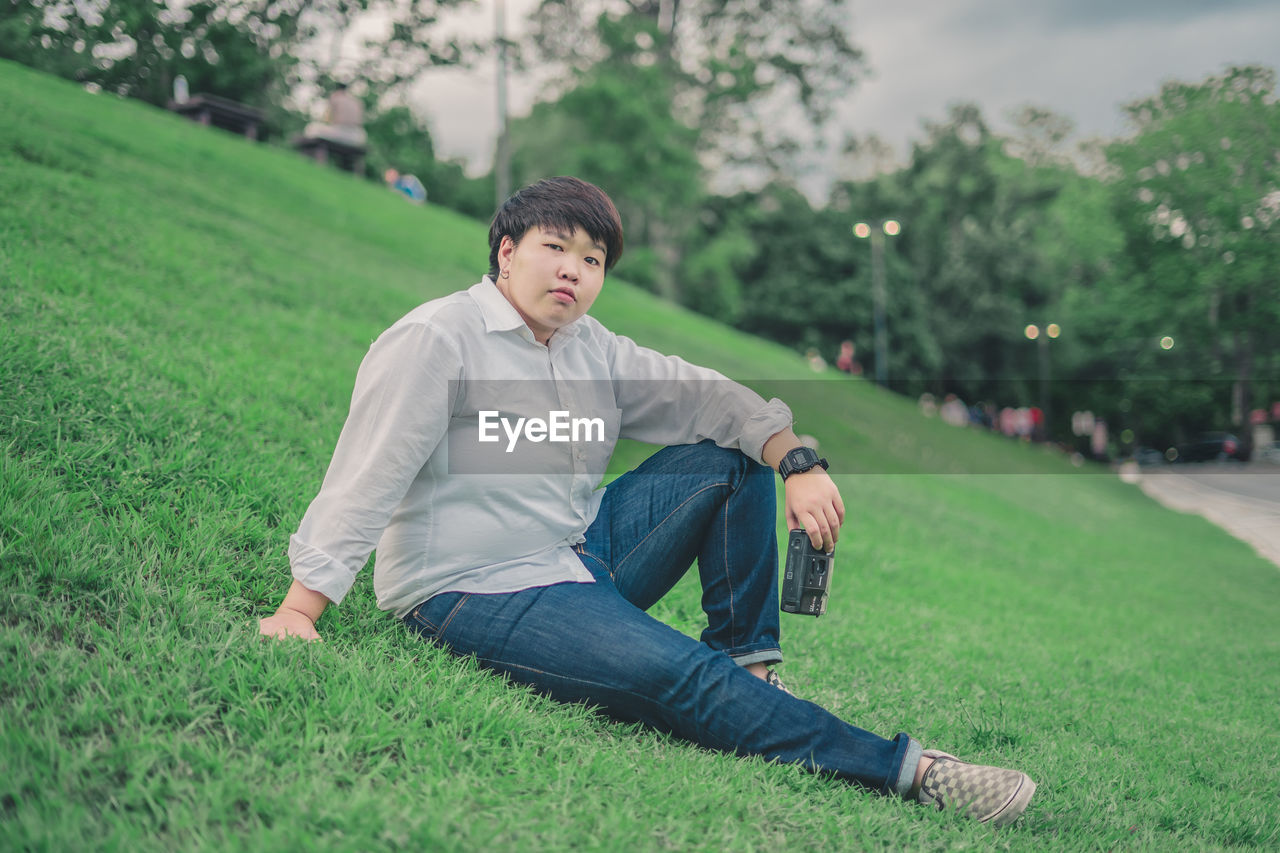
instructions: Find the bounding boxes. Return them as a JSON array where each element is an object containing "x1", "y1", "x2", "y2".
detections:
[{"x1": 781, "y1": 529, "x2": 833, "y2": 617}]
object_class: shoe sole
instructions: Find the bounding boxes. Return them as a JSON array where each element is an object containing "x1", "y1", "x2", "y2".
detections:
[{"x1": 985, "y1": 774, "x2": 1036, "y2": 827}]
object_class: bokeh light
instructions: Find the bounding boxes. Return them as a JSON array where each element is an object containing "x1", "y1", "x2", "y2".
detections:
[
  {"x1": 853, "y1": 222, "x2": 871, "y2": 238},
  {"x1": 1024, "y1": 324, "x2": 1040, "y2": 340},
  {"x1": 1160, "y1": 336, "x2": 1175, "y2": 350},
  {"x1": 1046, "y1": 323, "x2": 1061, "y2": 338},
  {"x1": 883, "y1": 220, "x2": 901, "y2": 236}
]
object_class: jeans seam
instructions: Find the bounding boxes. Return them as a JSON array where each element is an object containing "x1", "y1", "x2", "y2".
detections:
[
  {"x1": 614, "y1": 481, "x2": 731, "y2": 578},
  {"x1": 479, "y1": 656, "x2": 739, "y2": 754},
  {"x1": 576, "y1": 548, "x2": 613, "y2": 580},
  {"x1": 438, "y1": 594, "x2": 472, "y2": 638},
  {"x1": 408, "y1": 605, "x2": 440, "y2": 634},
  {"x1": 720, "y1": 495, "x2": 737, "y2": 647}
]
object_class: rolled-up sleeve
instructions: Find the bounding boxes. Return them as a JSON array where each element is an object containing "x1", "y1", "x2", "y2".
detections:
[
  {"x1": 288, "y1": 322, "x2": 460, "y2": 604},
  {"x1": 607, "y1": 332, "x2": 792, "y2": 465}
]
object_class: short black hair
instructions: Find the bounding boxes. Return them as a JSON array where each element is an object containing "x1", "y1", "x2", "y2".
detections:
[{"x1": 488, "y1": 177, "x2": 624, "y2": 277}]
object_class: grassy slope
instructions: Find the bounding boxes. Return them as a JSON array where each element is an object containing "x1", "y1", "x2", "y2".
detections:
[{"x1": 2, "y1": 60, "x2": 1277, "y2": 850}]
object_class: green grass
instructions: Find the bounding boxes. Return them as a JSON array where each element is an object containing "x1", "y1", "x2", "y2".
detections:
[{"x1": 2, "y1": 59, "x2": 1278, "y2": 850}]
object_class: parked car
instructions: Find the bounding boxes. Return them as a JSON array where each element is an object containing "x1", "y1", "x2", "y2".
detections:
[
  {"x1": 1132, "y1": 446, "x2": 1168, "y2": 466},
  {"x1": 1173, "y1": 432, "x2": 1251, "y2": 463}
]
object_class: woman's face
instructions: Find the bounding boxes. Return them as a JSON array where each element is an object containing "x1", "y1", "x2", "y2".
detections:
[{"x1": 495, "y1": 226, "x2": 607, "y2": 344}]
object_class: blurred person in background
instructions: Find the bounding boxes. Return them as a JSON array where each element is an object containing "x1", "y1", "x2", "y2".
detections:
[
  {"x1": 835, "y1": 340, "x2": 862, "y2": 375},
  {"x1": 304, "y1": 82, "x2": 367, "y2": 147},
  {"x1": 384, "y1": 168, "x2": 426, "y2": 204}
]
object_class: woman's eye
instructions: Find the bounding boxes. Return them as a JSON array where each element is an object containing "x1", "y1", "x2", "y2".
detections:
[
  {"x1": 585, "y1": 257, "x2": 601, "y2": 266},
  {"x1": 545, "y1": 243, "x2": 562, "y2": 251}
]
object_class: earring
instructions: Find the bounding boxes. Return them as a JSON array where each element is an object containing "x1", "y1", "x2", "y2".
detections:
[{"x1": 500, "y1": 268, "x2": 510, "y2": 279}]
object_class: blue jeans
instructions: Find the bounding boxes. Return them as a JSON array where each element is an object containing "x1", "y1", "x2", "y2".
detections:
[{"x1": 403, "y1": 441, "x2": 921, "y2": 796}]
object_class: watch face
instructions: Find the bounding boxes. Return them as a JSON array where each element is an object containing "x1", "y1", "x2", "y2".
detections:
[{"x1": 787, "y1": 448, "x2": 813, "y2": 470}]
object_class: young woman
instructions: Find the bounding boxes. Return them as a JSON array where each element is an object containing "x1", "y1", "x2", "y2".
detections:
[{"x1": 260, "y1": 176, "x2": 1036, "y2": 826}]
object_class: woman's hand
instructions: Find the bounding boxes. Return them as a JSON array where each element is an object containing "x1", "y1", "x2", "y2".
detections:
[
  {"x1": 258, "y1": 607, "x2": 322, "y2": 641},
  {"x1": 783, "y1": 467, "x2": 844, "y2": 552},
  {"x1": 762, "y1": 428, "x2": 846, "y2": 552},
  {"x1": 258, "y1": 580, "x2": 331, "y2": 641}
]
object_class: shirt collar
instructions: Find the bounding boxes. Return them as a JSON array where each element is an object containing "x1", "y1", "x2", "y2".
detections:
[
  {"x1": 469, "y1": 277, "x2": 525, "y2": 333},
  {"x1": 469, "y1": 277, "x2": 589, "y2": 343}
]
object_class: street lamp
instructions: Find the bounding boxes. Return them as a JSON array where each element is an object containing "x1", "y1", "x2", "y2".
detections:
[
  {"x1": 853, "y1": 219, "x2": 901, "y2": 386},
  {"x1": 494, "y1": 0, "x2": 512, "y2": 208},
  {"x1": 1024, "y1": 322, "x2": 1060, "y2": 440}
]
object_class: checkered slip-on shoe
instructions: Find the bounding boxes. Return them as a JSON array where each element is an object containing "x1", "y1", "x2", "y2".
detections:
[
  {"x1": 917, "y1": 750, "x2": 1036, "y2": 826},
  {"x1": 764, "y1": 669, "x2": 795, "y2": 696}
]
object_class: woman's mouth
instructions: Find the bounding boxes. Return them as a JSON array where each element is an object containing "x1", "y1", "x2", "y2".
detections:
[{"x1": 550, "y1": 288, "x2": 576, "y2": 305}]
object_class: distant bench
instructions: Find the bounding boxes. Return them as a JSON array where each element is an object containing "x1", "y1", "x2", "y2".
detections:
[
  {"x1": 292, "y1": 136, "x2": 366, "y2": 174},
  {"x1": 168, "y1": 94, "x2": 266, "y2": 141}
]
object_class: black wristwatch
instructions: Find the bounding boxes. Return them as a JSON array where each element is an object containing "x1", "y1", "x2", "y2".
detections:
[{"x1": 778, "y1": 446, "x2": 829, "y2": 481}]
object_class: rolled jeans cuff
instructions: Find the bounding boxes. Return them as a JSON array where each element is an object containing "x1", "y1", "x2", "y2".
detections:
[
  {"x1": 729, "y1": 648, "x2": 783, "y2": 668},
  {"x1": 893, "y1": 735, "x2": 924, "y2": 799}
]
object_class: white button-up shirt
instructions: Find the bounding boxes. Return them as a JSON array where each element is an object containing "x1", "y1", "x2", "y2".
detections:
[{"x1": 289, "y1": 278, "x2": 793, "y2": 617}]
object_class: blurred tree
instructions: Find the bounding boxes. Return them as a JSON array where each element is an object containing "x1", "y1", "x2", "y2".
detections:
[
  {"x1": 1004, "y1": 104, "x2": 1076, "y2": 168},
  {"x1": 678, "y1": 221, "x2": 752, "y2": 323},
  {"x1": 290, "y1": 0, "x2": 472, "y2": 103},
  {"x1": 834, "y1": 132, "x2": 899, "y2": 183},
  {"x1": 0, "y1": 0, "x2": 302, "y2": 117},
  {"x1": 689, "y1": 103, "x2": 1089, "y2": 423},
  {"x1": 1099, "y1": 65, "x2": 1280, "y2": 442},
  {"x1": 830, "y1": 169, "x2": 942, "y2": 390},
  {"x1": 525, "y1": 0, "x2": 864, "y2": 182},
  {"x1": 1, "y1": 0, "x2": 472, "y2": 140},
  {"x1": 361, "y1": 103, "x2": 495, "y2": 219},
  {"x1": 870, "y1": 104, "x2": 1067, "y2": 403},
  {"x1": 683, "y1": 183, "x2": 870, "y2": 366},
  {"x1": 362, "y1": 104, "x2": 435, "y2": 183},
  {"x1": 508, "y1": 13, "x2": 703, "y2": 297},
  {"x1": 427, "y1": 160, "x2": 497, "y2": 220}
]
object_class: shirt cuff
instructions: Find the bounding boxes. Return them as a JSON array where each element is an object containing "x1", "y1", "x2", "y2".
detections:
[
  {"x1": 287, "y1": 535, "x2": 358, "y2": 606},
  {"x1": 739, "y1": 397, "x2": 793, "y2": 465}
]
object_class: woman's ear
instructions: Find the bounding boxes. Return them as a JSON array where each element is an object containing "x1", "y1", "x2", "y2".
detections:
[{"x1": 498, "y1": 234, "x2": 516, "y2": 267}]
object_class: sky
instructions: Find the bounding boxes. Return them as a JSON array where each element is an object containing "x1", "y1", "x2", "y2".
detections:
[{"x1": 405, "y1": 0, "x2": 1280, "y2": 198}]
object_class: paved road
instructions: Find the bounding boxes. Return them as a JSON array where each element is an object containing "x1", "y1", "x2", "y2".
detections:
[
  {"x1": 1151, "y1": 462, "x2": 1280, "y2": 502},
  {"x1": 1134, "y1": 462, "x2": 1280, "y2": 569}
]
